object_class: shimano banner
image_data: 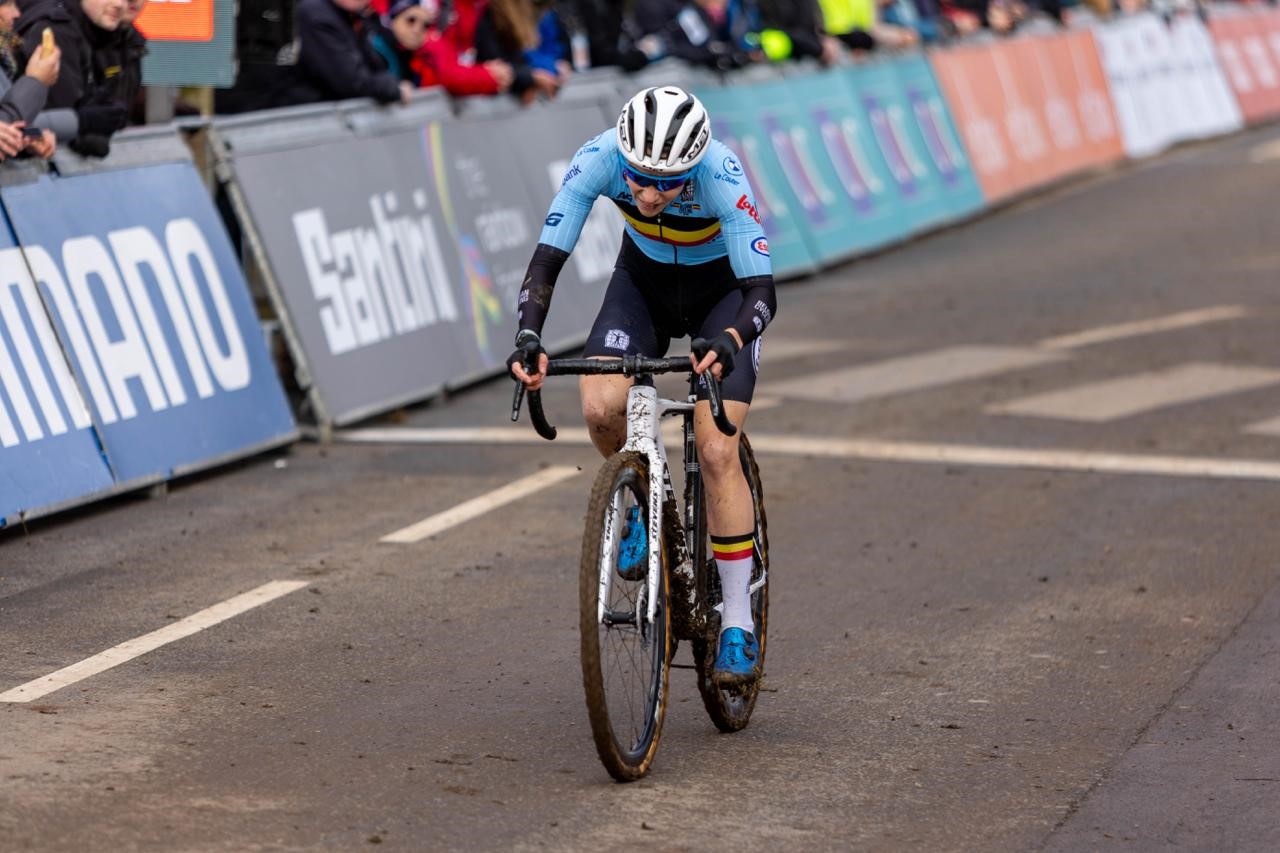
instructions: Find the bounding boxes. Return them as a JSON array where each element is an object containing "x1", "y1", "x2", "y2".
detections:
[
  {"x1": 2, "y1": 163, "x2": 296, "y2": 488},
  {"x1": 0, "y1": 208, "x2": 115, "y2": 524}
]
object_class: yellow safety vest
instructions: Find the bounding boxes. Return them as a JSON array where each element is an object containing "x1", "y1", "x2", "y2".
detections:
[{"x1": 819, "y1": 0, "x2": 876, "y2": 34}]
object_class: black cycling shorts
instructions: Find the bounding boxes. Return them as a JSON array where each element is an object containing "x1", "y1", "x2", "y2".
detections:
[{"x1": 583, "y1": 235, "x2": 762, "y2": 403}]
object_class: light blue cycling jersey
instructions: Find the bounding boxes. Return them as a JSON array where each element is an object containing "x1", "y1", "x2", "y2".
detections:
[{"x1": 538, "y1": 130, "x2": 773, "y2": 282}]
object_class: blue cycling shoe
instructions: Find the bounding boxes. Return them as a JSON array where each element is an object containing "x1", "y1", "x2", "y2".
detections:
[
  {"x1": 616, "y1": 505, "x2": 647, "y2": 581},
  {"x1": 712, "y1": 627, "x2": 760, "y2": 687}
]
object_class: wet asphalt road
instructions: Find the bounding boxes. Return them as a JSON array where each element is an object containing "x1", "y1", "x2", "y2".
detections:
[{"x1": 3, "y1": 125, "x2": 1280, "y2": 852}]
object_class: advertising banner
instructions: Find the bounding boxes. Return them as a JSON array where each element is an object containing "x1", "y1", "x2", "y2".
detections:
[
  {"x1": 2, "y1": 163, "x2": 295, "y2": 486},
  {"x1": 502, "y1": 103, "x2": 622, "y2": 353},
  {"x1": 796, "y1": 56, "x2": 983, "y2": 258},
  {"x1": 884, "y1": 55, "x2": 987, "y2": 228},
  {"x1": 695, "y1": 87, "x2": 819, "y2": 278},
  {"x1": 0, "y1": 210, "x2": 115, "y2": 524},
  {"x1": 729, "y1": 75, "x2": 862, "y2": 266},
  {"x1": 1093, "y1": 13, "x2": 1241, "y2": 158},
  {"x1": 930, "y1": 30, "x2": 1123, "y2": 202},
  {"x1": 1208, "y1": 10, "x2": 1280, "y2": 124},
  {"x1": 230, "y1": 129, "x2": 481, "y2": 425}
]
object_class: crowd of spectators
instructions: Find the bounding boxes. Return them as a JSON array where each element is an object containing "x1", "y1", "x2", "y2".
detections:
[
  {"x1": 0, "y1": 0, "x2": 1226, "y2": 154},
  {"x1": 216, "y1": 0, "x2": 1182, "y2": 117},
  {"x1": 0, "y1": 0, "x2": 144, "y2": 162}
]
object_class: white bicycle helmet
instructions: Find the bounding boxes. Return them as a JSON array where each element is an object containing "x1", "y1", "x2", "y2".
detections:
[{"x1": 616, "y1": 86, "x2": 712, "y2": 177}]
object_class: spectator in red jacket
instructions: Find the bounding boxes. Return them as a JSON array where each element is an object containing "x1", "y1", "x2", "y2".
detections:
[{"x1": 417, "y1": 0, "x2": 516, "y2": 95}]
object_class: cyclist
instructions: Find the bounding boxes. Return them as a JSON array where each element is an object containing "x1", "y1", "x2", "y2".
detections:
[{"x1": 508, "y1": 85, "x2": 776, "y2": 687}]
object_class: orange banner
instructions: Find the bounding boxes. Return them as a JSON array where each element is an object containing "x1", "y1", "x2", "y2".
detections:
[
  {"x1": 930, "y1": 30, "x2": 1123, "y2": 202},
  {"x1": 135, "y1": 0, "x2": 215, "y2": 42},
  {"x1": 1209, "y1": 10, "x2": 1280, "y2": 124}
]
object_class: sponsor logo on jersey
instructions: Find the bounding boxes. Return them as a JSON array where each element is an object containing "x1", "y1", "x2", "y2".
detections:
[
  {"x1": 753, "y1": 316, "x2": 763, "y2": 333},
  {"x1": 754, "y1": 299, "x2": 772, "y2": 323},
  {"x1": 680, "y1": 181, "x2": 696, "y2": 201},
  {"x1": 752, "y1": 337, "x2": 762, "y2": 374},
  {"x1": 604, "y1": 329, "x2": 631, "y2": 351},
  {"x1": 723, "y1": 155, "x2": 744, "y2": 177},
  {"x1": 560, "y1": 164, "x2": 582, "y2": 187},
  {"x1": 714, "y1": 172, "x2": 740, "y2": 186},
  {"x1": 750, "y1": 237, "x2": 769, "y2": 257},
  {"x1": 737, "y1": 194, "x2": 761, "y2": 224},
  {"x1": 545, "y1": 212, "x2": 564, "y2": 226}
]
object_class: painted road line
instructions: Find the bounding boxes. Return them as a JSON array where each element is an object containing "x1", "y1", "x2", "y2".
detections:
[
  {"x1": 760, "y1": 346, "x2": 1066, "y2": 404},
  {"x1": 1249, "y1": 138, "x2": 1280, "y2": 163},
  {"x1": 0, "y1": 581, "x2": 309, "y2": 704},
  {"x1": 336, "y1": 427, "x2": 1280, "y2": 483},
  {"x1": 1243, "y1": 415, "x2": 1280, "y2": 437},
  {"x1": 988, "y1": 363, "x2": 1280, "y2": 422},
  {"x1": 746, "y1": 435, "x2": 1280, "y2": 482},
  {"x1": 380, "y1": 466, "x2": 580, "y2": 544},
  {"x1": 762, "y1": 339, "x2": 846, "y2": 362},
  {"x1": 339, "y1": 426, "x2": 594, "y2": 446},
  {"x1": 1036, "y1": 305, "x2": 1250, "y2": 351}
]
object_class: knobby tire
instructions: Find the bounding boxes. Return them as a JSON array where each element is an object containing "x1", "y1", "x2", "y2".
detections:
[{"x1": 579, "y1": 452, "x2": 671, "y2": 781}]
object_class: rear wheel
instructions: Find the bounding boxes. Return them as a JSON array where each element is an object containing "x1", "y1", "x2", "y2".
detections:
[
  {"x1": 693, "y1": 434, "x2": 769, "y2": 733},
  {"x1": 579, "y1": 452, "x2": 670, "y2": 781}
]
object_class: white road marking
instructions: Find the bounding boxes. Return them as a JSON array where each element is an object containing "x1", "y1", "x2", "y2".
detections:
[
  {"x1": 340, "y1": 426, "x2": 594, "y2": 445},
  {"x1": 761, "y1": 339, "x2": 846, "y2": 361},
  {"x1": 759, "y1": 346, "x2": 1066, "y2": 404},
  {"x1": 1249, "y1": 138, "x2": 1280, "y2": 163},
  {"x1": 987, "y1": 363, "x2": 1280, "y2": 422},
  {"x1": 1243, "y1": 415, "x2": 1280, "y2": 437},
  {"x1": 380, "y1": 465, "x2": 580, "y2": 544},
  {"x1": 1036, "y1": 305, "x2": 1250, "y2": 351},
  {"x1": 340, "y1": 427, "x2": 1280, "y2": 483},
  {"x1": 0, "y1": 581, "x2": 309, "y2": 703},
  {"x1": 745, "y1": 435, "x2": 1280, "y2": 482}
]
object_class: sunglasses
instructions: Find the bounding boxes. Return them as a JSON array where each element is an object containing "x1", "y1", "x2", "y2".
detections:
[{"x1": 621, "y1": 166, "x2": 688, "y2": 192}]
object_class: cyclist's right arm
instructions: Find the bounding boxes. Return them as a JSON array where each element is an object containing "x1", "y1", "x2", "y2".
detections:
[
  {"x1": 511, "y1": 133, "x2": 613, "y2": 386},
  {"x1": 515, "y1": 132, "x2": 614, "y2": 339}
]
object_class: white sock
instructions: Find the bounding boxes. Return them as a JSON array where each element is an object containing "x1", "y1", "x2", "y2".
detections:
[{"x1": 711, "y1": 534, "x2": 755, "y2": 635}]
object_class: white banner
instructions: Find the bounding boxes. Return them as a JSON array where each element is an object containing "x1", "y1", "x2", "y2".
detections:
[{"x1": 1093, "y1": 13, "x2": 1242, "y2": 158}]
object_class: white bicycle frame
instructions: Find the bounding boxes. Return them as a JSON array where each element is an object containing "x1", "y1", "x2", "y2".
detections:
[{"x1": 597, "y1": 384, "x2": 692, "y2": 631}]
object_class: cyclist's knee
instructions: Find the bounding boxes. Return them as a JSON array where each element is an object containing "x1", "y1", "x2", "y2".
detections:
[{"x1": 697, "y1": 432, "x2": 740, "y2": 480}]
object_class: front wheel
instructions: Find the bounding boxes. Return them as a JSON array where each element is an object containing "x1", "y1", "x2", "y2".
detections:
[
  {"x1": 693, "y1": 434, "x2": 770, "y2": 733},
  {"x1": 579, "y1": 452, "x2": 671, "y2": 781}
]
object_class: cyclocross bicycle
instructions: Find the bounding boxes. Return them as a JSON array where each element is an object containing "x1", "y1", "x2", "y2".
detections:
[{"x1": 511, "y1": 339, "x2": 770, "y2": 781}]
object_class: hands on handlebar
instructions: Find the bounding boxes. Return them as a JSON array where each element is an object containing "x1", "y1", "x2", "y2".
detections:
[{"x1": 510, "y1": 336, "x2": 737, "y2": 441}]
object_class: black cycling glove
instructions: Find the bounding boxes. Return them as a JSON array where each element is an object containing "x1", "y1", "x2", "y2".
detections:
[
  {"x1": 506, "y1": 330, "x2": 546, "y2": 378},
  {"x1": 69, "y1": 133, "x2": 111, "y2": 159},
  {"x1": 694, "y1": 331, "x2": 739, "y2": 380},
  {"x1": 76, "y1": 102, "x2": 128, "y2": 138}
]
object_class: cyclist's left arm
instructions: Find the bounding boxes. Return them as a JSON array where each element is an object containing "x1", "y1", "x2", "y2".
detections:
[{"x1": 708, "y1": 162, "x2": 777, "y2": 350}]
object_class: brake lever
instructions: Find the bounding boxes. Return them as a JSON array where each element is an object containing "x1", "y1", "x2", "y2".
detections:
[{"x1": 510, "y1": 380, "x2": 526, "y2": 423}]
